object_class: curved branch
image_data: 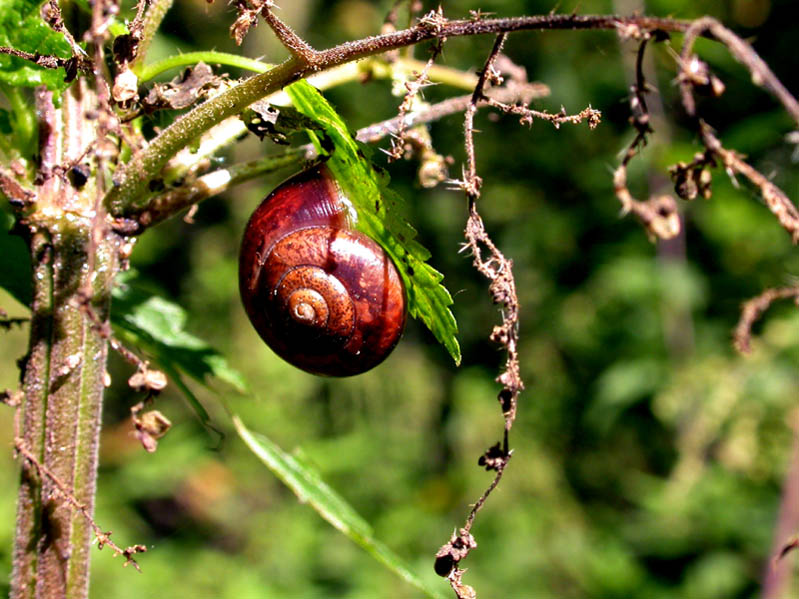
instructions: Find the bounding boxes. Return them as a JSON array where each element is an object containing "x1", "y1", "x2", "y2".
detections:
[
  {"x1": 104, "y1": 14, "x2": 695, "y2": 217},
  {"x1": 679, "y1": 17, "x2": 799, "y2": 123}
]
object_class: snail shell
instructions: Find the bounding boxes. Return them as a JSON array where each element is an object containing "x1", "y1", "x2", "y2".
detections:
[{"x1": 239, "y1": 165, "x2": 406, "y2": 376}]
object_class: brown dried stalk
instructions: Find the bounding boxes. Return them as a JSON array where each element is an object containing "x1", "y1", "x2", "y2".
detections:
[
  {"x1": 613, "y1": 35, "x2": 681, "y2": 241},
  {"x1": 733, "y1": 287, "x2": 799, "y2": 354},
  {"x1": 387, "y1": 30, "x2": 447, "y2": 161},
  {"x1": 435, "y1": 33, "x2": 525, "y2": 599},
  {"x1": 675, "y1": 18, "x2": 799, "y2": 242}
]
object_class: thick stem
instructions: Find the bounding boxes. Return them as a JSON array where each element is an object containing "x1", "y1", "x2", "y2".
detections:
[
  {"x1": 12, "y1": 224, "x2": 118, "y2": 599},
  {"x1": 11, "y1": 83, "x2": 119, "y2": 599}
]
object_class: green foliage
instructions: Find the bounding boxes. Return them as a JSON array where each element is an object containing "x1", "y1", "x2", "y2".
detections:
[
  {"x1": 285, "y1": 80, "x2": 461, "y2": 365},
  {"x1": 1, "y1": 1, "x2": 798, "y2": 598},
  {"x1": 0, "y1": 205, "x2": 31, "y2": 305},
  {"x1": 0, "y1": 0, "x2": 72, "y2": 91},
  {"x1": 234, "y1": 416, "x2": 446, "y2": 599},
  {"x1": 111, "y1": 273, "x2": 248, "y2": 425}
]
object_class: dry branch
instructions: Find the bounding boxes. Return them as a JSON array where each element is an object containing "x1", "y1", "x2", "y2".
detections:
[{"x1": 733, "y1": 287, "x2": 799, "y2": 353}]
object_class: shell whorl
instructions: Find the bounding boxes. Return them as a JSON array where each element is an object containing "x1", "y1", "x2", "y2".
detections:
[
  {"x1": 273, "y1": 262, "x2": 355, "y2": 340},
  {"x1": 238, "y1": 166, "x2": 406, "y2": 376}
]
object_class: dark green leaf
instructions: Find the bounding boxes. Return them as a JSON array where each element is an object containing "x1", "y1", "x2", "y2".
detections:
[
  {"x1": 111, "y1": 274, "x2": 250, "y2": 400},
  {"x1": 0, "y1": 206, "x2": 31, "y2": 306},
  {"x1": 233, "y1": 416, "x2": 447, "y2": 599},
  {"x1": 285, "y1": 81, "x2": 461, "y2": 365},
  {"x1": 0, "y1": 108, "x2": 11, "y2": 135}
]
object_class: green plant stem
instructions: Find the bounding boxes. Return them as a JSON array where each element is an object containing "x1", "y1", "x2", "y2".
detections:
[
  {"x1": 12, "y1": 224, "x2": 117, "y2": 599},
  {"x1": 104, "y1": 14, "x2": 692, "y2": 218},
  {"x1": 129, "y1": 0, "x2": 174, "y2": 73},
  {"x1": 137, "y1": 51, "x2": 272, "y2": 82},
  {"x1": 106, "y1": 57, "x2": 302, "y2": 215},
  {"x1": 138, "y1": 148, "x2": 305, "y2": 228},
  {"x1": 11, "y1": 83, "x2": 118, "y2": 599},
  {"x1": 137, "y1": 49, "x2": 477, "y2": 91}
]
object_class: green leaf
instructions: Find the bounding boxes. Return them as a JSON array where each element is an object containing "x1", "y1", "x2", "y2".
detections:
[
  {"x1": 0, "y1": 0, "x2": 73, "y2": 91},
  {"x1": 111, "y1": 274, "x2": 249, "y2": 426},
  {"x1": 0, "y1": 206, "x2": 32, "y2": 306},
  {"x1": 0, "y1": 108, "x2": 11, "y2": 134},
  {"x1": 233, "y1": 416, "x2": 447, "y2": 599},
  {"x1": 285, "y1": 81, "x2": 461, "y2": 365}
]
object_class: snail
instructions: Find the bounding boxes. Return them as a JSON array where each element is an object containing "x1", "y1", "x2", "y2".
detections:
[{"x1": 239, "y1": 164, "x2": 406, "y2": 376}]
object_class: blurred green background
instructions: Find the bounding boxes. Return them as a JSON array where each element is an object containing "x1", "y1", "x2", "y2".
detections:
[{"x1": 2, "y1": 0, "x2": 799, "y2": 596}]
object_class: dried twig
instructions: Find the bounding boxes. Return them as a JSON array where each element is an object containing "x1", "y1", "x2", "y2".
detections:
[
  {"x1": 0, "y1": 47, "x2": 70, "y2": 70},
  {"x1": 42, "y1": 0, "x2": 85, "y2": 59},
  {"x1": 14, "y1": 438, "x2": 147, "y2": 569},
  {"x1": 482, "y1": 94, "x2": 600, "y2": 128},
  {"x1": 614, "y1": 35, "x2": 681, "y2": 241},
  {"x1": 699, "y1": 123, "x2": 799, "y2": 242},
  {"x1": 435, "y1": 33, "x2": 525, "y2": 599},
  {"x1": 387, "y1": 36, "x2": 446, "y2": 161},
  {"x1": 9, "y1": 393, "x2": 146, "y2": 572},
  {"x1": 76, "y1": 292, "x2": 148, "y2": 371},
  {"x1": 359, "y1": 82, "x2": 551, "y2": 141},
  {"x1": 0, "y1": 167, "x2": 35, "y2": 206},
  {"x1": 679, "y1": 17, "x2": 799, "y2": 123},
  {"x1": 733, "y1": 286, "x2": 799, "y2": 354},
  {"x1": 675, "y1": 18, "x2": 799, "y2": 242}
]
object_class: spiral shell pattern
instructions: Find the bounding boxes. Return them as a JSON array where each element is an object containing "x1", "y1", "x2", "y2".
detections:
[{"x1": 239, "y1": 165, "x2": 406, "y2": 376}]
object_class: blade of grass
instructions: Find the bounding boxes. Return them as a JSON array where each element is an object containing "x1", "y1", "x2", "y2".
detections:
[{"x1": 233, "y1": 415, "x2": 446, "y2": 599}]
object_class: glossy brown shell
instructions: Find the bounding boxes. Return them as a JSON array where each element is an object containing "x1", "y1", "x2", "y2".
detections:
[{"x1": 239, "y1": 165, "x2": 406, "y2": 376}]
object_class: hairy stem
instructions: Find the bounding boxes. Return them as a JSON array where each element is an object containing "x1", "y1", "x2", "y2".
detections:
[
  {"x1": 129, "y1": 0, "x2": 174, "y2": 73},
  {"x1": 11, "y1": 82, "x2": 119, "y2": 599},
  {"x1": 12, "y1": 222, "x2": 118, "y2": 599}
]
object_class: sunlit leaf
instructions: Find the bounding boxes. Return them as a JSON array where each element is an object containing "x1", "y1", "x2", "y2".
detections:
[
  {"x1": 0, "y1": 0, "x2": 72, "y2": 91},
  {"x1": 285, "y1": 80, "x2": 461, "y2": 365},
  {"x1": 111, "y1": 275, "x2": 249, "y2": 395},
  {"x1": 233, "y1": 415, "x2": 447, "y2": 599}
]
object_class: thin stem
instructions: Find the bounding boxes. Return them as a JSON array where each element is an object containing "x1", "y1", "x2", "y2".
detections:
[
  {"x1": 129, "y1": 0, "x2": 174, "y2": 73},
  {"x1": 105, "y1": 14, "x2": 695, "y2": 217},
  {"x1": 138, "y1": 51, "x2": 272, "y2": 82},
  {"x1": 679, "y1": 17, "x2": 799, "y2": 124}
]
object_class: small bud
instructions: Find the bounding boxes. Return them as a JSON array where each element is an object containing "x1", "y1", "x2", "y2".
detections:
[
  {"x1": 710, "y1": 74, "x2": 726, "y2": 98},
  {"x1": 134, "y1": 410, "x2": 172, "y2": 453},
  {"x1": 112, "y1": 68, "x2": 139, "y2": 104},
  {"x1": 128, "y1": 368, "x2": 167, "y2": 393}
]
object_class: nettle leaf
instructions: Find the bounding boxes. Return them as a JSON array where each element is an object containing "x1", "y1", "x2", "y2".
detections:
[
  {"x1": 0, "y1": 108, "x2": 12, "y2": 135},
  {"x1": 0, "y1": 0, "x2": 72, "y2": 91},
  {"x1": 233, "y1": 416, "x2": 447, "y2": 599},
  {"x1": 111, "y1": 275, "x2": 249, "y2": 424},
  {"x1": 0, "y1": 206, "x2": 32, "y2": 306},
  {"x1": 285, "y1": 81, "x2": 461, "y2": 365}
]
